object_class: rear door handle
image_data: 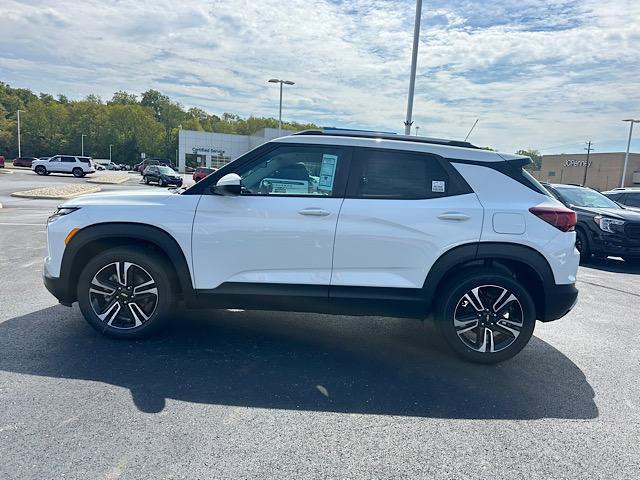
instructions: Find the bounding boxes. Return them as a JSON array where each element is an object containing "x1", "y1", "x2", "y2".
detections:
[
  {"x1": 438, "y1": 212, "x2": 470, "y2": 222},
  {"x1": 298, "y1": 208, "x2": 331, "y2": 217}
]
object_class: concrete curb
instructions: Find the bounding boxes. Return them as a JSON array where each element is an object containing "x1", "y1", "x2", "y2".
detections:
[
  {"x1": 86, "y1": 175, "x2": 131, "y2": 185},
  {"x1": 0, "y1": 169, "x2": 14, "y2": 174},
  {"x1": 11, "y1": 185, "x2": 101, "y2": 200}
]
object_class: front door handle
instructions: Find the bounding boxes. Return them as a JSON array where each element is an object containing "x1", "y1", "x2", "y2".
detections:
[
  {"x1": 298, "y1": 208, "x2": 331, "y2": 217},
  {"x1": 438, "y1": 212, "x2": 470, "y2": 222}
]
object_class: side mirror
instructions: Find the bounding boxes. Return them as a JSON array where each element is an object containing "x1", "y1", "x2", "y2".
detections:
[{"x1": 212, "y1": 173, "x2": 242, "y2": 196}]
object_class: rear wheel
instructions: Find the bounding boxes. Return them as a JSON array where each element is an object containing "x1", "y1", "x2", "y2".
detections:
[
  {"x1": 72, "y1": 167, "x2": 84, "y2": 178},
  {"x1": 77, "y1": 247, "x2": 175, "y2": 339},
  {"x1": 435, "y1": 269, "x2": 536, "y2": 363},
  {"x1": 35, "y1": 165, "x2": 46, "y2": 175}
]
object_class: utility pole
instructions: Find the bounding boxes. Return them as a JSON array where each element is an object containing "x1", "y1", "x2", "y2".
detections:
[
  {"x1": 109, "y1": 144, "x2": 113, "y2": 162},
  {"x1": 17, "y1": 109, "x2": 23, "y2": 158},
  {"x1": 582, "y1": 141, "x2": 594, "y2": 187},
  {"x1": 81, "y1": 134, "x2": 87, "y2": 156},
  {"x1": 621, "y1": 119, "x2": 639, "y2": 187},
  {"x1": 404, "y1": 0, "x2": 423, "y2": 135}
]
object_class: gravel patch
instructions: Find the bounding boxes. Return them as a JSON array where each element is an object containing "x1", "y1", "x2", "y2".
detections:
[{"x1": 11, "y1": 184, "x2": 101, "y2": 199}]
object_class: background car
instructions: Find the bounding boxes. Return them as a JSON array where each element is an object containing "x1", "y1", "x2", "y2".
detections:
[
  {"x1": 544, "y1": 183, "x2": 640, "y2": 262},
  {"x1": 143, "y1": 165, "x2": 183, "y2": 187},
  {"x1": 192, "y1": 167, "x2": 216, "y2": 182},
  {"x1": 136, "y1": 158, "x2": 173, "y2": 174},
  {"x1": 32, "y1": 155, "x2": 95, "y2": 177},
  {"x1": 0, "y1": 155, "x2": 4, "y2": 168},
  {"x1": 12, "y1": 156, "x2": 38, "y2": 167},
  {"x1": 602, "y1": 187, "x2": 640, "y2": 211}
]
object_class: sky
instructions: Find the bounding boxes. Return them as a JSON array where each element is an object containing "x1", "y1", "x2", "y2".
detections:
[{"x1": 1, "y1": 0, "x2": 639, "y2": 154}]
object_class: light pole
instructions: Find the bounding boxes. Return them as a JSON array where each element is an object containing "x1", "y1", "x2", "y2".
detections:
[
  {"x1": 268, "y1": 78, "x2": 295, "y2": 136},
  {"x1": 109, "y1": 144, "x2": 113, "y2": 162},
  {"x1": 621, "y1": 119, "x2": 640, "y2": 187},
  {"x1": 17, "y1": 109, "x2": 24, "y2": 158},
  {"x1": 81, "y1": 134, "x2": 86, "y2": 156},
  {"x1": 404, "y1": 0, "x2": 423, "y2": 135},
  {"x1": 415, "y1": 126, "x2": 420, "y2": 136}
]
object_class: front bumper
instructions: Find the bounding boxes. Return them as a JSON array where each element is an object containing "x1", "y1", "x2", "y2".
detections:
[
  {"x1": 539, "y1": 283, "x2": 578, "y2": 322},
  {"x1": 43, "y1": 272, "x2": 75, "y2": 307},
  {"x1": 590, "y1": 232, "x2": 640, "y2": 257}
]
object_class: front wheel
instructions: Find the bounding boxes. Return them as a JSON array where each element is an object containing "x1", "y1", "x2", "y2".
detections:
[
  {"x1": 143, "y1": 176, "x2": 150, "y2": 184},
  {"x1": 77, "y1": 247, "x2": 175, "y2": 339},
  {"x1": 575, "y1": 229, "x2": 591, "y2": 261},
  {"x1": 435, "y1": 270, "x2": 536, "y2": 363}
]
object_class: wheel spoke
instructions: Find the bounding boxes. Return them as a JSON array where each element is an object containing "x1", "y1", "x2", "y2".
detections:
[
  {"x1": 463, "y1": 287, "x2": 485, "y2": 311},
  {"x1": 478, "y1": 327, "x2": 495, "y2": 353},
  {"x1": 492, "y1": 289, "x2": 518, "y2": 314},
  {"x1": 494, "y1": 321, "x2": 522, "y2": 339},
  {"x1": 454, "y1": 313, "x2": 479, "y2": 334},
  {"x1": 133, "y1": 279, "x2": 157, "y2": 297},
  {"x1": 97, "y1": 300, "x2": 121, "y2": 325},
  {"x1": 127, "y1": 302, "x2": 149, "y2": 327},
  {"x1": 89, "y1": 277, "x2": 116, "y2": 298}
]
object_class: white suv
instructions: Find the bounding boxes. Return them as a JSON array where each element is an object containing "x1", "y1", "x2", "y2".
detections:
[
  {"x1": 32, "y1": 155, "x2": 95, "y2": 177},
  {"x1": 43, "y1": 130, "x2": 579, "y2": 363}
]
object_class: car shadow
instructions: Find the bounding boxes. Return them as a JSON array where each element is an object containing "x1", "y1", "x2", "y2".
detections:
[
  {"x1": 581, "y1": 256, "x2": 640, "y2": 274},
  {"x1": 0, "y1": 305, "x2": 598, "y2": 420}
]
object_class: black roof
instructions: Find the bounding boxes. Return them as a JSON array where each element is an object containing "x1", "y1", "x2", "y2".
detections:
[{"x1": 292, "y1": 128, "x2": 479, "y2": 149}]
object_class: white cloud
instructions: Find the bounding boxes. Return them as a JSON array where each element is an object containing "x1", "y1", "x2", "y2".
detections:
[{"x1": 0, "y1": 0, "x2": 639, "y2": 153}]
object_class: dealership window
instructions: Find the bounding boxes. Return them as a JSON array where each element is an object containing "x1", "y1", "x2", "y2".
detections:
[
  {"x1": 235, "y1": 146, "x2": 344, "y2": 196},
  {"x1": 548, "y1": 171, "x2": 556, "y2": 177}
]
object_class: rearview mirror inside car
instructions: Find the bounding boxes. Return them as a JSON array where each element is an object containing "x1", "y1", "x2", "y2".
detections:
[{"x1": 212, "y1": 173, "x2": 241, "y2": 196}]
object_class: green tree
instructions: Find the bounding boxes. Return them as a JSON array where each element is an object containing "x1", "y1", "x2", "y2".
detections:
[
  {"x1": 517, "y1": 149, "x2": 542, "y2": 171},
  {"x1": 108, "y1": 91, "x2": 139, "y2": 105}
]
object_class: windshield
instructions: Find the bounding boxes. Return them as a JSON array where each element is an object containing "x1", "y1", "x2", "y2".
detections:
[
  {"x1": 158, "y1": 166, "x2": 175, "y2": 174},
  {"x1": 555, "y1": 187, "x2": 620, "y2": 209}
]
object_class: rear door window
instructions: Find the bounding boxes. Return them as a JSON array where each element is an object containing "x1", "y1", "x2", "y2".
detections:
[{"x1": 348, "y1": 149, "x2": 454, "y2": 199}]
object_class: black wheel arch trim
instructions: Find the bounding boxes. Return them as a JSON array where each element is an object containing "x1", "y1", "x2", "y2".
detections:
[
  {"x1": 57, "y1": 222, "x2": 195, "y2": 304},
  {"x1": 423, "y1": 241, "x2": 573, "y2": 321}
]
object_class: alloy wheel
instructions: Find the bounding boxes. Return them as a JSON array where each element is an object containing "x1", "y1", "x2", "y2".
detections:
[
  {"x1": 453, "y1": 285, "x2": 524, "y2": 353},
  {"x1": 88, "y1": 261, "x2": 158, "y2": 329}
]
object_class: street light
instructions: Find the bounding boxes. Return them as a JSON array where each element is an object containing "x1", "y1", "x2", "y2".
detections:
[
  {"x1": 81, "y1": 134, "x2": 87, "y2": 156},
  {"x1": 109, "y1": 144, "x2": 113, "y2": 162},
  {"x1": 268, "y1": 78, "x2": 295, "y2": 136},
  {"x1": 404, "y1": 0, "x2": 423, "y2": 135},
  {"x1": 16, "y1": 109, "x2": 24, "y2": 158},
  {"x1": 621, "y1": 119, "x2": 640, "y2": 187}
]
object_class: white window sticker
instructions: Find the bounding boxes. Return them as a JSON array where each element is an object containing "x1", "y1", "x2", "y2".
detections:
[
  {"x1": 432, "y1": 180, "x2": 446, "y2": 193},
  {"x1": 318, "y1": 154, "x2": 338, "y2": 192}
]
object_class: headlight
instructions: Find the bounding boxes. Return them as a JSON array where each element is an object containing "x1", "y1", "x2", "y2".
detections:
[
  {"x1": 48, "y1": 206, "x2": 80, "y2": 223},
  {"x1": 594, "y1": 215, "x2": 625, "y2": 233}
]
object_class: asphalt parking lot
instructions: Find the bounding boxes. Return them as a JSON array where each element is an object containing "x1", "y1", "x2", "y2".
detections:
[{"x1": 0, "y1": 169, "x2": 639, "y2": 479}]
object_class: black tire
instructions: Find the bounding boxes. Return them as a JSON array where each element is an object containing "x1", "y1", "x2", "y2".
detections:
[
  {"x1": 143, "y1": 176, "x2": 150, "y2": 185},
  {"x1": 76, "y1": 247, "x2": 175, "y2": 339},
  {"x1": 575, "y1": 229, "x2": 591, "y2": 261},
  {"x1": 435, "y1": 269, "x2": 536, "y2": 364},
  {"x1": 624, "y1": 257, "x2": 640, "y2": 264},
  {"x1": 159, "y1": 178, "x2": 166, "y2": 187},
  {"x1": 72, "y1": 168, "x2": 85, "y2": 178},
  {"x1": 35, "y1": 165, "x2": 46, "y2": 175}
]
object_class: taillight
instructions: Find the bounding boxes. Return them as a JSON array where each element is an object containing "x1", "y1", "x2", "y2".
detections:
[{"x1": 529, "y1": 207, "x2": 576, "y2": 232}]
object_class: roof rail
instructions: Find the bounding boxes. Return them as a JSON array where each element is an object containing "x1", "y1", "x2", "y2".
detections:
[{"x1": 293, "y1": 129, "x2": 479, "y2": 149}]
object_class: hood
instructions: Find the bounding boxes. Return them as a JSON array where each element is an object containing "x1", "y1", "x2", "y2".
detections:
[
  {"x1": 573, "y1": 205, "x2": 640, "y2": 222},
  {"x1": 62, "y1": 189, "x2": 178, "y2": 208}
]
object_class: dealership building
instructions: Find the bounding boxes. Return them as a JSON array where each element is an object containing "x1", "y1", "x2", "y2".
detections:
[
  {"x1": 177, "y1": 127, "x2": 295, "y2": 172},
  {"x1": 534, "y1": 152, "x2": 640, "y2": 191}
]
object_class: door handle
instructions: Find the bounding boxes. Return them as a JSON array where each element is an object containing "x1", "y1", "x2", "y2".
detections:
[
  {"x1": 298, "y1": 208, "x2": 331, "y2": 217},
  {"x1": 438, "y1": 212, "x2": 470, "y2": 222}
]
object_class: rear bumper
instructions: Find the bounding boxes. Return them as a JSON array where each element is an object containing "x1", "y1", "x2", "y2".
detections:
[{"x1": 540, "y1": 283, "x2": 578, "y2": 322}]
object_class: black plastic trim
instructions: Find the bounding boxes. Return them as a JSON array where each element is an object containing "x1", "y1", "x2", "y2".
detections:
[{"x1": 56, "y1": 223, "x2": 195, "y2": 304}]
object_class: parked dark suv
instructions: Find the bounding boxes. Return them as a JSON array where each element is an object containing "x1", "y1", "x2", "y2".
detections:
[
  {"x1": 143, "y1": 165, "x2": 183, "y2": 187},
  {"x1": 544, "y1": 183, "x2": 640, "y2": 262}
]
